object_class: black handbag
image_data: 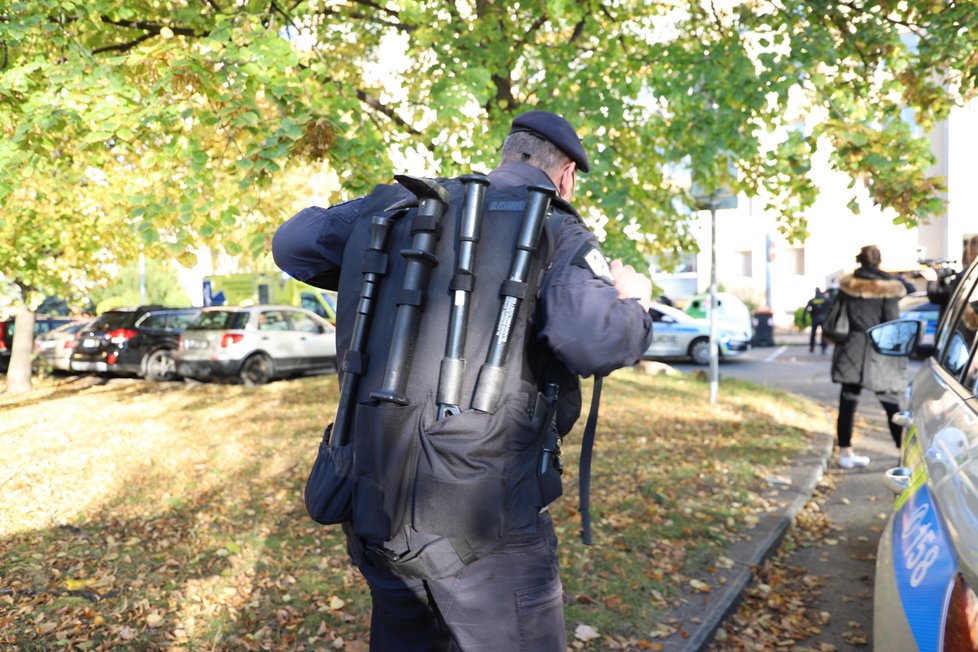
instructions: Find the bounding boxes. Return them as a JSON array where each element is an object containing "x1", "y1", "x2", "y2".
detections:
[{"x1": 822, "y1": 295, "x2": 850, "y2": 344}]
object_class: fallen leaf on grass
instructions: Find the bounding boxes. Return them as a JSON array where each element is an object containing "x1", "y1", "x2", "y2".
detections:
[{"x1": 574, "y1": 624, "x2": 600, "y2": 641}]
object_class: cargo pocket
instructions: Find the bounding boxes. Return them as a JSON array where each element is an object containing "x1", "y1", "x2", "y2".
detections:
[
  {"x1": 516, "y1": 576, "x2": 566, "y2": 652},
  {"x1": 304, "y1": 425, "x2": 354, "y2": 525},
  {"x1": 353, "y1": 401, "x2": 424, "y2": 543},
  {"x1": 413, "y1": 402, "x2": 515, "y2": 540}
]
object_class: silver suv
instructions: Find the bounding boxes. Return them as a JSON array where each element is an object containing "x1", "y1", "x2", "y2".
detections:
[
  {"x1": 871, "y1": 260, "x2": 978, "y2": 651},
  {"x1": 175, "y1": 305, "x2": 336, "y2": 385}
]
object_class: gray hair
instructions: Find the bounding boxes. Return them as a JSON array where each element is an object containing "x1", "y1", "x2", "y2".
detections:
[{"x1": 500, "y1": 131, "x2": 573, "y2": 177}]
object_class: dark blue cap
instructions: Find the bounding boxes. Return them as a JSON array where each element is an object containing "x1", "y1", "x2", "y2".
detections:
[{"x1": 510, "y1": 110, "x2": 590, "y2": 173}]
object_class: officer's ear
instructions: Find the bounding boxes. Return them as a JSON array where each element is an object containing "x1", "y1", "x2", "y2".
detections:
[{"x1": 558, "y1": 163, "x2": 576, "y2": 200}]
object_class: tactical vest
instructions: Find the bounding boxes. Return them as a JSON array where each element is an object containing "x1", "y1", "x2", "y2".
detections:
[{"x1": 305, "y1": 175, "x2": 581, "y2": 579}]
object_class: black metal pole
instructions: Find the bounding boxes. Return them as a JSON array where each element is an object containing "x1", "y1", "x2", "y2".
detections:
[
  {"x1": 471, "y1": 184, "x2": 555, "y2": 413},
  {"x1": 371, "y1": 176, "x2": 449, "y2": 406},
  {"x1": 436, "y1": 173, "x2": 490, "y2": 420},
  {"x1": 330, "y1": 212, "x2": 396, "y2": 446}
]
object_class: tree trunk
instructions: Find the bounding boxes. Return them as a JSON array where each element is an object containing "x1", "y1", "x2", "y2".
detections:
[{"x1": 4, "y1": 309, "x2": 35, "y2": 395}]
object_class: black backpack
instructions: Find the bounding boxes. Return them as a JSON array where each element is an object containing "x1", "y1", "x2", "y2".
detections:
[{"x1": 304, "y1": 174, "x2": 587, "y2": 579}]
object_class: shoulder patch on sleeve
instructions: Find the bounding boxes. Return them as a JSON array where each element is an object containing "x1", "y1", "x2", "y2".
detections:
[{"x1": 572, "y1": 243, "x2": 613, "y2": 282}]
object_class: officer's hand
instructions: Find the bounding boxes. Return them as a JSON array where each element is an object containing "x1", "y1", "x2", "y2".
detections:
[
  {"x1": 919, "y1": 267, "x2": 938, "y2": 282},
  {"x1": 610, "y1": 259, "x2": 652, "y2": 311}
]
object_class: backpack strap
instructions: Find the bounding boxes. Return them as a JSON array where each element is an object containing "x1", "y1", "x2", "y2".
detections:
[{"x1": 578, "y1": 375, "x2": 603, "y2": 545}]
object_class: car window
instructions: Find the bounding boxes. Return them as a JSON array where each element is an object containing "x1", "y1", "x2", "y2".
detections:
[
  {"x1": 289, "y1": 311, "x2": 323, "y2": 334},
  {"x1": 936, "y1": 263, "x2": 978, "y2": 357},
  {"x1": 940, "y1": 276, "x2": 978, "y2": 380},
  {"x1": 650, "y1": 310, "x2": 675, "y2": 324},
  {"x1": 322, "y1": 291, "x2": 337, "y2": 312},
  {"x1": 168, "y1": 312, "x2": 198, "y2": 330},
  {"x1": 258, "y1": 310, "x2": 289, "y2": 331},
  {"x1": 300, "y1": 293, "x2": 326, "y2": 318},
  {"x1": 191, "y1": 311, "x2": 249, "y2": 330},
  {"x1": 90, "y1": 312, "x2": 135, "y2": 332},
  {"x1": 138, "y1": 313, "x2": 168, "y2": 329}
]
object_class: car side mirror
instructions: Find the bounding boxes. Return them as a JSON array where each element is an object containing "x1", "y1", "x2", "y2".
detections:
[{"x1": 867, "y1": 319, "x2": 921, "y2": 357}]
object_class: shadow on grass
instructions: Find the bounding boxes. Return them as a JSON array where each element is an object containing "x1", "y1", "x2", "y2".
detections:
[{"x1": 0, "y1": 441, "x2": 366, "y2": 650}]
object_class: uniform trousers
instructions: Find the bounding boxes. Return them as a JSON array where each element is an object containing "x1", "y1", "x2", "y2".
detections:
[
  {"x1": 356, "y1": 512, "x2": 566, "y2": 652},
  {"x1": 836, "y1": 383, "x2": 902, "y2": 448},
  {"x1": 809, "y1": 320, "x2": 827, "y2": 352}
]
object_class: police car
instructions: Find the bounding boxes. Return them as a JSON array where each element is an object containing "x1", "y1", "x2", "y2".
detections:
[
  {"x1": 872, "y1": 260, "x2": 978, "y2": 651},
  {"x1": 642, "y1": 302, "x2": 751, "y2": 365}
]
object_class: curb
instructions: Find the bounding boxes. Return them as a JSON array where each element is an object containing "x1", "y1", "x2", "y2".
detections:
[{"x1": 658, "y1": 427, "x2": 835, "y2": 651}]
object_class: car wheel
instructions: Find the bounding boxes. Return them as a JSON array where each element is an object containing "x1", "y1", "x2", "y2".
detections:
[
  {"x1": 143, "y1": 349, "x2": 177, "y2": 382},
  {"x1": 689, "y1": 338, "x2": 712, "y2": 366},
  {"x1": 239, "y1": 353, "x2": 273, "y2": 386}
]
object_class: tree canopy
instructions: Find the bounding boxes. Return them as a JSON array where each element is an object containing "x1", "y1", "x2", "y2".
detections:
[{"x1": 2, "y1": 0, "x2": 976, "y2": 306}]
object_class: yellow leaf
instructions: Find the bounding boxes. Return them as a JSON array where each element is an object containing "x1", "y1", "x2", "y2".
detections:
[{"x1": 64, "y1": 578, "x2": 94, "y2": 591}]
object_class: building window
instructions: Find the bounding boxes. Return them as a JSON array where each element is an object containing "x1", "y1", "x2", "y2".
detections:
[
  {"x1": 787, "y1": 248, "x2": 805, "y2": 275},
  {"x1": 736, "y1": 251, "x2": 752, "y2": 277},
  {"x1": 676, "y1": 253, "x2": 697, "y2": 274}
]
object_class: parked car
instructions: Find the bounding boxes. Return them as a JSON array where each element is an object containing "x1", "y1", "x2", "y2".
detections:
[
  {"x1": 175, "y1": 305, "x2": 336, "y2": 385},
  {"x1": 33, "y1": 319, "x2": 94, "y2": 372},
  {"x1": 0, "y1": 315, "x2": 80, "y2": 373},
  {"x1": 682, "y1": 292, "x2": 754, "y2": 339},
  {"x1": 70, "y1": 306, "x2": 200, "y2": 381},
  {"x1": 872, "y1": 260, "x2": 978, "y2": 651},
  {"x1": 900, "y1": 290, "x2": 941, "y2": 357},
  {"x1": 642, "y1": 302, "x2": 752, "y2": 365}
]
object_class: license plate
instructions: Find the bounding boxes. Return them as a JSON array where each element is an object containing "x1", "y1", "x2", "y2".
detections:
[
  {"x1": 81, "y1": 338, "x2": 100, "y2": 348},
  {"x1": 72, "y1": 361, "x2": 107, "y2": 372}
]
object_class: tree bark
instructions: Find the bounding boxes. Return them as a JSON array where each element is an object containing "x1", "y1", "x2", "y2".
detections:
[{"x1": 4, "y1": 309, "x2": 35, "y2": 395}]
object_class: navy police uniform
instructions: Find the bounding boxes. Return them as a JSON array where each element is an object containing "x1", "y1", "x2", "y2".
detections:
[{"x1": 272, "y1": 113, "x2": 652, "y2": 651}]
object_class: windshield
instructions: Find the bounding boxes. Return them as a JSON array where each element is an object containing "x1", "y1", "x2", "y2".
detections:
[{"x1": 190, "y1": 311, "x2": 250, "y2": 330}]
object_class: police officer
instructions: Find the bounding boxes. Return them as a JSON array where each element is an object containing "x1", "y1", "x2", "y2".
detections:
[
  {"x1": 804, "y1": 287, "x2": 831, "y2": 354},
  {"x1": 272, "y1": 110, "x2": 653, "y2": 650}
]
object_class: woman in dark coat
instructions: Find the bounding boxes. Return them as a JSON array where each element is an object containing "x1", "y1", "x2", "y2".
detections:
[{"x1": 830, "y1": 245, "x2": 908, "y2": 468}]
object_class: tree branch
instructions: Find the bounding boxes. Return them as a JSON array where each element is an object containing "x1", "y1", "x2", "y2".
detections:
[
  {"x1": 356, "y1": 89, "x2": 422, "y2": 137},
  {"x1": 99, "y1": 16, "x2": 204, "y2": 39},
  {"x1": 92, "y1": 32, "x2": 155, "y2": 55},
  {"x1": 349, "y1": 0, "x2": 401, "y2": 22}
]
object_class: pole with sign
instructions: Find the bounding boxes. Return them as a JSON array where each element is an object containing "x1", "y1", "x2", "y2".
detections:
[{"x1": 691, "y1": 183, "x2": 737, "y2": 405}]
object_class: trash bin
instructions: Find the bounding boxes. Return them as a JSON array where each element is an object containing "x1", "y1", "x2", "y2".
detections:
[{"x1": 752, "y1": 308, "x2": 775, "y2": 347}]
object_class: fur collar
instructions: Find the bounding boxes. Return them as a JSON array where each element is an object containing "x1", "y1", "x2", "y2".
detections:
[{"x1": 838, "y1": 273, "x2": 907, "y2": 300}]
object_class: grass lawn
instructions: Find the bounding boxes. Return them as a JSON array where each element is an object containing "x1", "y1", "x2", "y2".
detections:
[{"x1": 0, "y1": 368, "x2": 823, "y2": 650}]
